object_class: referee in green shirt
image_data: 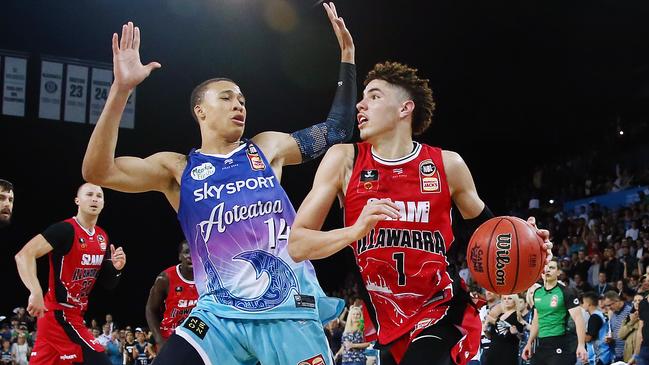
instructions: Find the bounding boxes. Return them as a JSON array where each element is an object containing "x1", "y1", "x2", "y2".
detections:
[{"x1": 522, "y1": 258, "x2": 588, "y2": 364}]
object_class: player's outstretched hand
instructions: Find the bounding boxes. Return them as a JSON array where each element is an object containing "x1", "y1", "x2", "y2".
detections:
[
  {"x1": 112, "y1": 21, "x2": 161, "y2": 92},
  {"x1": 323, "y1": 2, "x2": 354, "y2": 64},
  {"x1": 527, "y1": 216, "x2": 553, "y2": 263}
]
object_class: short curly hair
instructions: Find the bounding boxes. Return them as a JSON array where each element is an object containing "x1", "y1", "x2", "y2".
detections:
[{"x1": 364, "y1": 62, "x2": 435, "y2": 136}]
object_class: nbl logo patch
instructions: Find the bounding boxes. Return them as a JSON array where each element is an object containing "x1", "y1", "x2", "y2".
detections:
[
  {"x1": 419, "y1": 159, "x2": 441, "y2": 193},
  {"x1": 357, "y1": 169, "x2": 379, "y2": 193},
  {"x1": 246, "y1": 144, "x2": 266, "y2": 171},
  {"x1": 297, "y1": 354, "x2": 326, "y2": 365}
]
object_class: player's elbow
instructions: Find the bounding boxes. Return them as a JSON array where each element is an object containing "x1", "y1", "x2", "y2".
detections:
[{"x1": 288, "y1": 230, "x2": 309, "y2": 263}]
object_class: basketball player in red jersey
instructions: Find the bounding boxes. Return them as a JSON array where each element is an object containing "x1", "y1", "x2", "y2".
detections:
[
  {"x1": 14, "y1": 183, "x2": 126, "y2": 365},
  {"x1": 145, "y1": 240, "x2": 197, "y2": 351},
  {"x1": 289, "y1": 62, "x2": 552, "y2": 365}
]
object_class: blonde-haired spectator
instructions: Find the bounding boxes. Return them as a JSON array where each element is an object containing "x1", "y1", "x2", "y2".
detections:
[{"x1": 335, "y1": 306, "x2": 370, "y2": 365}]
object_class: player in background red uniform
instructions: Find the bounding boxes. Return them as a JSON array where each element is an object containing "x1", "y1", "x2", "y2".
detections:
[
  {"x1": 14, "y1": 183, "x2": 126, "y2": 365},
  {"x1": 289, "y1": 62, "x2": 551, "y2": 365},
  {"x1": 145, "y1": 240, "x2": 198, "y2": 351}
]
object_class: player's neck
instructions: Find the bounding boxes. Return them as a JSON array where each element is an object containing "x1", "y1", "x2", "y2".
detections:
[
  {"x1": 180, "y1": 265, "x2": 194, "y2": 281},
  {"x1": 74, "y1": 213, "x2": 98, "y2": 232},
  {"x1": 544, "y1": 279, "x2": 558, "y2": 289},
  {"x1": 199, "y1": 129, "x2": 243, "y2": 155},
  {"x1": 370, "y1": 133, "x2": 414, "y2": 160}
]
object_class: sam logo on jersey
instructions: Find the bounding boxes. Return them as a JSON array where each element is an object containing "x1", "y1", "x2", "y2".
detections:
[
  {"x1": 190, "y1": 163, "x2": 216, "y2": 181},
  {"x1": 246, "y1": 144, "x2": 266, "y2": 171},
  {"x1": 81, "y1": 254, "x2": 103, "y2": 266},
  {"x1": 419, "y1": 159, "x2": 441, "y2": 193}
]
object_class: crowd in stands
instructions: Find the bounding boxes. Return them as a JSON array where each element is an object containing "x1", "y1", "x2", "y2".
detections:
[
  {"x1": 0, "y1": 311, "x2": 156, "y2": 365},
  {"x1": 6, "y1": 149, "x2": 649, "y2": 365}
]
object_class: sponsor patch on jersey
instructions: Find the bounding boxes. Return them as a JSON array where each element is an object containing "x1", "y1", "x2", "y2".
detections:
[
  {"x1": 98, "y1": 234, "x2": 105, "y2": 242},
  {"x1": 297, "y1": 354, "x2": 326, "y2": 365},
  {"x1": 190, "y1": 162, "x2": 216, "y2": 181},
  {"x1": 175, "y1": 286, "x2": 183, "y2": 294},
  {"x1": 294, "y1": 294, "x2": 316, "y2": 309},
  {"x1": 246, "y1": 144, "x2": 266, "y2": 171},
  {"x1": 419, "y1": 159, "x2": 441, "y2": 193},
  {"x1": 357, "y1": 169, "x2": 379, "y2": 193},
  {"x1": 182, "y1": 316, "x2": 209, "y2": 340},
  {"x1": 550, "y1": 294, "x2": 558, "y2": 308}
]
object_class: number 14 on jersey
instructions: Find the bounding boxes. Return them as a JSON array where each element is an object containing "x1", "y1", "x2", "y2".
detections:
[{"x1": 263, "y1": 218, "x2": 290, "y2": 249}]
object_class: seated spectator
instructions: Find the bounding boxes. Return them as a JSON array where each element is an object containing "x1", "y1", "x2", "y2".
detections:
[
  {"x1": 0, "y1": 340, "x2": 12, "y2": 365},
  {"x1": 335, "y1": 306, "x2": 370, "y2": 365},
  {"x1": 11, "y1": 333, "x2": 29, "y2": 365}
]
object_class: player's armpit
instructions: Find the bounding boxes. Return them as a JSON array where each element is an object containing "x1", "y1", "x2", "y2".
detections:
[
  {"x1": 289, "y1": 144, "x2": 353, "y2": 262},
  {"x1": 443, "y1": 150, "x2": 485, "y2": 219}
]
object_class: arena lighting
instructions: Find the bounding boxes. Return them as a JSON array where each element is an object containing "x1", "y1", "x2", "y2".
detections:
[
  {"x1": 619, "y1": 130, "x2": 625, "y2": 135},
  {"x1": 549, "y1": 199, "x2": 555, "y2": 204}
]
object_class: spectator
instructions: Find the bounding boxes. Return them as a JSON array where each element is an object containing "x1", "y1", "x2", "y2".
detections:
[
  {"x1": 628, "y1": 221, "x2": 641, "y2": 241},
  {"x1": 483, "y1": 294, "x2": 525, "y2": 365},
  {"x1": 133, "y1": 328, "x2": 155, "y2": 365},
  {"x1": 123, "y1": 331, "x2": 136, "y2": 365},
  {"x1": 335, "y1": 306, "x2": 370, "y2": 365},
  {"x1": 105, "y1": 329, "x2": 122, "y2": 365},
  {"x1": 603, "y1": 248, "x2": 624, "y2": 282},
  {"x1": 99, "y1": 323, "x2": 112, "y2": 347},
  {"x1": 582, "y1": 291, "x2": 614, "y2": 365},
  {"x1": 574, "y1": 273, "x2": 592, "y2": 294},
  {"x1": 574, "y1": 251, "x2": 592, "y2": 281},
  {"x1": 595, "y1": 273, "x2": 614, "y2": 296},
  {"x1": 325, "y1": 318, "x2": 344, "y2": 364},
  {"x1": 105, "y1": 313, "x2": 116, "y2": 333},
  {"x1": 10, "y1": 334, "x2": 29, "y2": 365},
  {"x1": 603, "y1": 291, "x2": 633, "y2": 362},
  {"x1": 619, "y1": 294, "x2": 643, "y2": 362},
  {"x1": 0, "y1": 340, "x2": 12, "y2": 365},
  {"x1": 588, "y1": 255, "x2": 602, "y2": 288}
]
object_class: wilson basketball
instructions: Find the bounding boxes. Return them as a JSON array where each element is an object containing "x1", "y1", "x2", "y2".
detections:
[{"x1": 467, "y1": 216, "x2": 546, "y2": 294}]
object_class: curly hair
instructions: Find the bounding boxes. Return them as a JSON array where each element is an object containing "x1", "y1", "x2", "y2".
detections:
[{"x1": 364, "y1": 62, "x2": 435, "y2": 136}]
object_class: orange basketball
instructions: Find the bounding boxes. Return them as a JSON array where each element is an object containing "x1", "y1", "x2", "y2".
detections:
[{"x1": 467, "y1": 216, "x2": 546, "y2": 295}]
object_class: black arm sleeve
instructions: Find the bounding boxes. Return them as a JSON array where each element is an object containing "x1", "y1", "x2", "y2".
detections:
[
  {"x1": 97, "y1": 242, "x2": 122, "y2": 290},
  {"x1": 42, "y1": 222, "x2": 75, "y2": 255},
  {"x1": 448, "y1": 205, "x2": 494, "y2": 264},
  {"x1": 290, "y1": 62, "x2": 356, "y2": 162}
]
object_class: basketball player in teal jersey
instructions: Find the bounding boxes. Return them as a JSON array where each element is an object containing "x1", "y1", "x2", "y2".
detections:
[{"x1": 83, "y1": 3, "x2": 355, "y2": 365}]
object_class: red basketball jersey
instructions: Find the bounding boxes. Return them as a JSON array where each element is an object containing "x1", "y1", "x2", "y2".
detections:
[
  {"x1": 160, "y1": 265, "x2": 198, "y2": 339},
  {"x1": 344, "y1": 142, "x2": 456, "y2": 344},
  {"x1": 44, "y1": 217, "x2": 108, "y2": 313}
]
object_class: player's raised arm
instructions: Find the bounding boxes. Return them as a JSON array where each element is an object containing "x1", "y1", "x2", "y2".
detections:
[
  {"x1": 252, "y1": 2, "x2": 356, "y2": 168},
  {"x1": 82, "y1": 22, "x2": 179, "y2": 195}
]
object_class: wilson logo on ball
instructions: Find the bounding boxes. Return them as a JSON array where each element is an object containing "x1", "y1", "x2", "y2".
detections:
[{"x1": 495, "y1": 233, "x2": 512, "y2": 286}]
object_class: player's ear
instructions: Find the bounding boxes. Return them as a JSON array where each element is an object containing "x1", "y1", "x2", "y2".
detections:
[{"x1": 399, "y1": 100, "x2": 415, "y2": 119}]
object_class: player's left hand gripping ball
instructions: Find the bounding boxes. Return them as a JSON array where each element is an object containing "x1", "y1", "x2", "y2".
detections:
[{"x1": 526, "y1": 216, "x2": 553, "y2": 263}]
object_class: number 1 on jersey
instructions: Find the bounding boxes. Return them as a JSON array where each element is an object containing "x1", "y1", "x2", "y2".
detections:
[
  {"x1": 393, "y1": 252, "x2": 406, "y2": 286},
  {"x1": 264, "y1": 218, "x2": 290, "y2": 249}
]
